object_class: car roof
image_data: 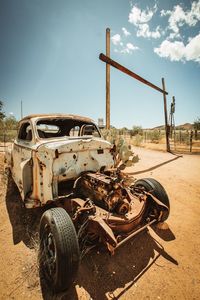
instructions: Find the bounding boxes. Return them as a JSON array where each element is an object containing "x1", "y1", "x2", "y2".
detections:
[{"x1": 20, "y1": 114, "x2": 95, "y2": 123}]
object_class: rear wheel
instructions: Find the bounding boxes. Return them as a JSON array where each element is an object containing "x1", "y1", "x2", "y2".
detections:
[
  {"x1": 39, "y1": 207, "x2": 80, "y2": 292},
  {"x1": 134, "y1": 178, "x2": 170, "y2": 222}
]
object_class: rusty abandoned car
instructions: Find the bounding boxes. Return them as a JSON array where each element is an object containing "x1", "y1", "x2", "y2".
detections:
[{"x1": 6, "y1": 114, "x2": 170, "y2": 292}]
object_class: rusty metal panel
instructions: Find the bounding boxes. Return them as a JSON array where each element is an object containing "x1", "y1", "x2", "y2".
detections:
[{"x1": 7, "y1": 114, "x2": 114, "y2": 207}]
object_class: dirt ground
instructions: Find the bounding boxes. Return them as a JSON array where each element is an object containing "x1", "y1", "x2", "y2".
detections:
[{"x1": 0, "y1": 147, "x2": 200, "y2": 300}]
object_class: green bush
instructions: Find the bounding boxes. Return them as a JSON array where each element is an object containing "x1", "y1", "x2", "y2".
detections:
[
  {"x1": 132, "y1": 134, "x2": 143, "y2": 146},
  {"x1": 149, "y1": 130, "x2": 162, "y2": 143},
  {"x1": 0, "y1": 129, "x2": 17, "y2": 142},
  {"x1": 130, "y1": 125, "x2": 143, "y2": 136}
]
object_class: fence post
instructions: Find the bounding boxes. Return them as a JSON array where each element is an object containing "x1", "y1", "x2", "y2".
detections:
[
  {"x1": 3, "y1": 133, "x2": 6, "y2": 152},
  {"x1": 174, "y1": 130, "x2": 176, "y2": 150},
  {"x1": 179, "y1": 130, "x2": 182, "y2": 144},
  {"x1": 195, "y1": 129, "x2": 197, "y2": 140},
  {"x1": 190, "y1": 130, "x2": 193, "y2": 152}
]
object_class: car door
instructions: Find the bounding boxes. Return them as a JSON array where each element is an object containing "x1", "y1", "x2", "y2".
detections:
[{"x1": 12, "y1": 121, "x2": 34, "y2": 201}]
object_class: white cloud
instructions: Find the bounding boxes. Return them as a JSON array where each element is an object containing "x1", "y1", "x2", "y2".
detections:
[
  {"x1": 168, "y1": 5, "x2": 186, "y2": 33},
  {"x1": 161, "y1": 1, "x2": 200, "y2": 35},
  {"x1": 127, "y1": 42, "x2": 138, "y2": 50},
  {"x1": 183, "y1": 0, "x2": 200, "y2": 25},
  {"x1": 167, "y1": 32, "x2": 181, "y2": 40},
  {"x1": 154, "y1": 33, "x2": 200, "y2": 63},
  {"x1": 160, "y1": 9, "x2": 171, "y2": 17},
  {"x1": 185, "y1": 33, "x2": 200, "y2": 62},
  {"x1": 128, "y1": 6, "x2": 155, "y2": 25},
  {"x1": 122, "y1": 27, "x2": 131, "y2": 36},
  {"x1": 121, "y1": 42, "x2": 139, "y2": 54},
  {"x1": 128, "y1": 5, "x2": 161, "y2": 39},
  {"x1": 111, "y1": 28, "x2": 138, "y2": 55},
  {"x1": 154, "y1": 40, "x2": 185, "y2": 61},
  {"x1": 137, "y1": 24, "x2": 161, "y2": 39},
  {"x1": 111, "y1": 34, "x2": 121, "y2": 45}
]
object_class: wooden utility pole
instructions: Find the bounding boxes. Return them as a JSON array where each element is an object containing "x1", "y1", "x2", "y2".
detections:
[
  {"x1": 21, "y1": 100, "x2": 23, "y2": 119},
  {"x1": 106, "y1": 28, "x2": 110, "y2": 129},
  {"x1": 162, "y1": 78, "x2": 170, "y2": 152}
]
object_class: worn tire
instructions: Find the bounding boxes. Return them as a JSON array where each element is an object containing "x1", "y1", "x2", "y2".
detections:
[
  {"x1": 39, "y1": 207, "x2": 80, "y2": 292},
  {"x1": 134, "y1": 178, "x2": 170, "y2": 222}
]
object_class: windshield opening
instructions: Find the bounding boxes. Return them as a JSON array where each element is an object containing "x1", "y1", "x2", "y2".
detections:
[{"x1": 36, "y1": 118, "x2": 101, "y2": 139}]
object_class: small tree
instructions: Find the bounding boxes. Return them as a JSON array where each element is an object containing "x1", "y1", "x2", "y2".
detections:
[
  {"x1": 0, "y1": 101, "x2": 5, "y2": 120},
  {"x1": 130, "y1": 125, "x2": 143, "y2": 137},
  {"x1": 194, "y1": 117, "x2": 200, "y2": 130},
  {"x1": 150, "y1": 129, "x2": 162, "y2": 143},
  {"x1": 194, "y1": 117, "x2": 200, "y2": 140},
  {"x1": 119, "y1": 127, "x2": 128, "y2": 135},
  {"x1": 4, "y1": 115, "x2": 18, "y2": 130}
]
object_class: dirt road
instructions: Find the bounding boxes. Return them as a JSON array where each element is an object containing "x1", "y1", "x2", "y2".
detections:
[{"x1": 0, "y1": 147, "x2": 200, "y2": 299}]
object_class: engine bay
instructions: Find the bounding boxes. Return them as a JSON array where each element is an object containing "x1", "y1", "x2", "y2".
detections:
[{"x1": 75, "y1": 172, "x2": 133, "y2": 215}]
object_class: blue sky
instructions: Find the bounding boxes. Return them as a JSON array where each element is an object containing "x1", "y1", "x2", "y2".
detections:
[{"x1": 0, "y1": 0, "x2": 200, "y2": 128}]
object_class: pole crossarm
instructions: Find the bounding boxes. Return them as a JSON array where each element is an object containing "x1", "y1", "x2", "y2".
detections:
[{"x1": 99, "y1": 53, "x2": 168, "y2": 95}]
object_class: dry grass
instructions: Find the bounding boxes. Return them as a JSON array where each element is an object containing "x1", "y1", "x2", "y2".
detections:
[{"x1": 22, "y1": 233, "x2": 40, "y2": 290}]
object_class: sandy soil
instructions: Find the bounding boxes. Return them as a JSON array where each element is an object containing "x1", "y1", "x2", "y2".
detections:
[{"x1": 0, "y1": 147, "x2": 200, "y2": 300}]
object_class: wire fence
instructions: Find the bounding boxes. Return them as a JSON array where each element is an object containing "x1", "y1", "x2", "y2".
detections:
[
  {"x1": 131, "y1": 129, "x2": 200, "y2": 153},
  {"x1": 169, "y1": 130, "x2": 200, "y2": 153},
  {"x1": 0, "y1": 129, "x2": 17, "y2": 152},
  {"x1": 1, "y1": 129, "x2": 200, "y2": 154},
  {"x1": 102, "y1": 129, "x2": 200, "y2": 154}
]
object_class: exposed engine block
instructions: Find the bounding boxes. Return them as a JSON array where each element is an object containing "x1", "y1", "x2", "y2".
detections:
[{"x1": 76, "y1": 172, "x2": 132, "y2": 215}]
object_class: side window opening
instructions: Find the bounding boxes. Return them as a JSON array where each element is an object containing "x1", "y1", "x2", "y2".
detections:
[
  {"x1": 18, "y1": 122, "x2": 32, "y2": 141},
  {"x1": 81, "y1": 124, "x2": 100, "y2": 137}
]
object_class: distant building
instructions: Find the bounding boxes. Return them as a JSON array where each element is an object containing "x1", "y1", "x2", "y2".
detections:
[{"x1": 98, "y1": 118, "x2": 105, "y2": 129}]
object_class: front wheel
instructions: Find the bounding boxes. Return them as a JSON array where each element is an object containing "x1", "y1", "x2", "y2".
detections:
[
  {"x1": 39, "y1": 207, "x2": 80, "y2": 292},
  {"x1": 134, "y1": 178, "x2": 170, "y2": 222}
]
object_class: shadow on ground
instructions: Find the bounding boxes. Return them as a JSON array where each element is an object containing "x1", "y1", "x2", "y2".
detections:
[
  {"x1": 41, "y1": 229, "x2": 177, "y2": 300},
  {"x1": 5, "y1": 175, "x2": 178, "y2": 300},
  {"x1": 5, "y1": 175, "x2": 50, "y2": 248},
  {"x1": 151, "y1": 224, "x2": 176, "y2": 241},
  {"x1": 127, "y1": 155, "x2": 181, "y2": 176}
]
